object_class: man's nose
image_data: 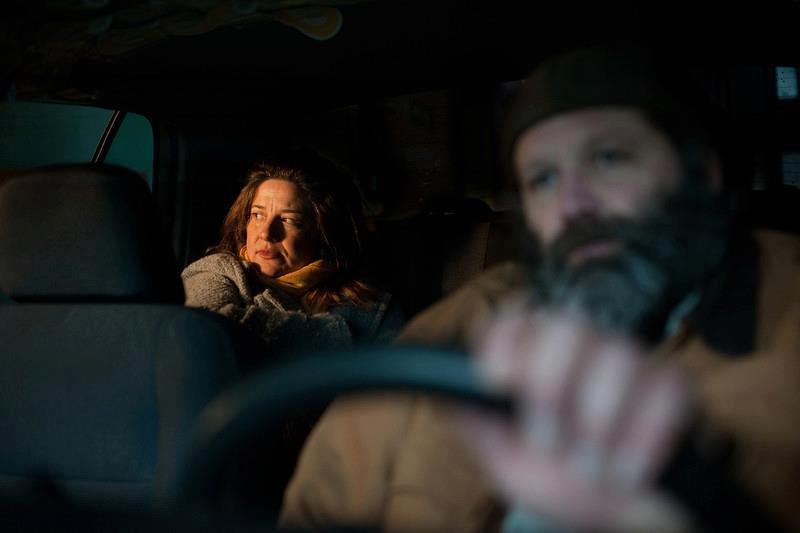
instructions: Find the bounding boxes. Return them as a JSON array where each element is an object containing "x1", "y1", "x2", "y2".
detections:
[{"x1": 560, "y1": 172, "x2": 600, "y2": 220}]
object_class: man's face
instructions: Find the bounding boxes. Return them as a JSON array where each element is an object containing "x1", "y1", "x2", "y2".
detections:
[
  {"x1": 512, "y1": 107, "x2": 726, "y2": 340},
  {"x1": 513, "y1": 107, "x2": 682, "y2": 255}
]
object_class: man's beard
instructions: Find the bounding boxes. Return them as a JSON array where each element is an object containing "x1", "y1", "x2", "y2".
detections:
[{"x1": 528, "y1": 182, "x2": 730, "y2": 344}]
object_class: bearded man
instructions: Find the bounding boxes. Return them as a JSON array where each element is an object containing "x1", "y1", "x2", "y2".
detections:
[{"x1": 280, "y1": 46, "x2": 800, "y2": 532}]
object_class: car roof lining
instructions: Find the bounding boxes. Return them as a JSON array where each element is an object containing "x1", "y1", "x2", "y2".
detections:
[{"x1": 5, "y1": 1, "x2": 799, "y2": 115}]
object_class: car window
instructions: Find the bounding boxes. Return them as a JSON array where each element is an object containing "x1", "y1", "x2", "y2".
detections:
[
  {"x1": 0, "y1": 101, "x2": 154, "y2": 188},
  {"x1": 105, "y1": 112, "x2": 154, "y2": 187}
]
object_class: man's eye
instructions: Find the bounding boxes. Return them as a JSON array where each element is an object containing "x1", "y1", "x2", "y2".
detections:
[
  {"x1": 594, "y1": 148, "x2": 630, "y2": 167},
  {"x1": 524, "y1": 170, "x2": 558, "y2": 191}
]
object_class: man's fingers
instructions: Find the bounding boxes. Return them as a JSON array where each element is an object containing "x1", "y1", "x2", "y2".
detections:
[
  {"x1": 457, "y1": 406, "x2": 626, "y2": 526},
  {"x1": 610, "y1": 365, "x2": 693, "y2": 488},
  {"x1": 468, "y1": 309, "x2": 695, "y2": 530},
  {"x1": 569, "y1": 338, "x2": 642, "y2": 481},
  {"x1": 522, "y1": 315, "x2": 590, "y2": 452}
]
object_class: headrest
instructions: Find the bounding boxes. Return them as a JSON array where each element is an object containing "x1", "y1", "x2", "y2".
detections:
[{"x1": 0, "y1": 164, "x2": 184, "y2": 303}]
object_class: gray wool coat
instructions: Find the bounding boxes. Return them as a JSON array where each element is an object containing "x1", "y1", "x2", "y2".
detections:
[{"x1": 181, "y1": 253, "x2": 402, "y2": 359}]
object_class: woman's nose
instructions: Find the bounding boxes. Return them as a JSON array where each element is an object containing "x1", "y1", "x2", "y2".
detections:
[{"x1": 264, "y1": 217, "x2": 284, "y2": 242}]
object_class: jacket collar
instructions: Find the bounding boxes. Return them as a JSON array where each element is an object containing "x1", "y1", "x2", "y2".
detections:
[{"x1": 684, "y1": 229, "x2": 758, "y2": 357}]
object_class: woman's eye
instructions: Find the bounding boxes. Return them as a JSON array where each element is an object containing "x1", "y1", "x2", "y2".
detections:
[
  {"x1": 281, "y1": 217, "x2": 300, "y2": 226},
  {"x1": 250, "y1": 212, "x2": 263, "y2": 221}
]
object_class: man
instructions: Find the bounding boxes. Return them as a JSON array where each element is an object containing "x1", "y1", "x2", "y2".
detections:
[{"x1": 280, "y1": 46, "x2": 800, "y2": 531}]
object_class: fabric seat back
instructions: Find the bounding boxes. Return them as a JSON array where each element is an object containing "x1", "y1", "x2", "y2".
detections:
[{"x1": 0, "y1": 164, "x2": 246, "y2": 507}]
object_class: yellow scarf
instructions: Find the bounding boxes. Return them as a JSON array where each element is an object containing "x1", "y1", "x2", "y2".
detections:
[{"x1": 260, "y1": 259, "x2": 335, "y2": 299}]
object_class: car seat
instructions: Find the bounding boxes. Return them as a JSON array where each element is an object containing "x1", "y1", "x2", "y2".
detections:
[
  {"x1": 0, "y1": 164, "x2": 251, "y2": 508},
  {"x1": 374, "y1": 197, "x2": 519, "y2": 318}
]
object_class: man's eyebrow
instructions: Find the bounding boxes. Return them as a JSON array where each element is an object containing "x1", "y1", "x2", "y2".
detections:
[
  {"x1": 519, "y1": 159, "x2": 550, "y2": 175},
  {"x1": 586, "y1": 127, "x2": 638, "y2": 144}
]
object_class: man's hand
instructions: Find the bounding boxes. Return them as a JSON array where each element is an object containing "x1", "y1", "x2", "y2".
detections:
[{"x1": 460, "y1": 307, "x2": 696, "y2": 531}]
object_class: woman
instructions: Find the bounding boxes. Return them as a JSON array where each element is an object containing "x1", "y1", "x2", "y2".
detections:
[{"x1": 182, "y1": 150, "x2": 403, "y2": 364}]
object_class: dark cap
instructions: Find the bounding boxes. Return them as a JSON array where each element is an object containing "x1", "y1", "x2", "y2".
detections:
[{"x1": 502, "y1": 45, "x2": 716, "y2": 178}]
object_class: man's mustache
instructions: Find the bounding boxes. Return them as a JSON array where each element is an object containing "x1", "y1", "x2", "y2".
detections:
[
  {"x1": 542, "y1": 194, "x2": 729, "y2": 274},
  {"x1": 544, "y1": 216, "x2": 640, "y2": 271}
]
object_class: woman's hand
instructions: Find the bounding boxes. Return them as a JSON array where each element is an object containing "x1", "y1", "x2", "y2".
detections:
[{"x1": 460, "y1": 307, "x2": 696, "y2": 531}]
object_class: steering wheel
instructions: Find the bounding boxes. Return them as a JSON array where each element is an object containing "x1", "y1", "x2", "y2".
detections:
[{"x1": 172, "y1": 346, "x2": 781, "y2": 532}]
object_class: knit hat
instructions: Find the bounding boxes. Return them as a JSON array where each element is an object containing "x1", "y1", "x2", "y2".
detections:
[{"x1": 502, "y1": 45, "x2": 715, "y2": 177}]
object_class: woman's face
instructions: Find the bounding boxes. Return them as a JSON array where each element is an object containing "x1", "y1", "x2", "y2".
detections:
[{"x1": 245, "y1": 179, "x2": 320, "y2": 277}]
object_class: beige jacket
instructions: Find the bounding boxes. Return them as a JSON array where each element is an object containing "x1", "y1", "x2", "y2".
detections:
[{"x1": 280, "y1": 231, "x2": 800, "y2": 531}]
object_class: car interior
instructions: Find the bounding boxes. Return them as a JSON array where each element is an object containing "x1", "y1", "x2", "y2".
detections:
[{"x1": 1, "y1": 0, "x2": 799, "y2": 530}]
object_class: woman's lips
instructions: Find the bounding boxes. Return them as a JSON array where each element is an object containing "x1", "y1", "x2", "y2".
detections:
[{"x1": 256, "y1": 250, "x2": 281, "y2": 260}]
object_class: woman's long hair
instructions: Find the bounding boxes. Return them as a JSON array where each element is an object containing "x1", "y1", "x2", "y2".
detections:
[{"x1": 209, "y1": 149, "x2": 379, "y2": 314}]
